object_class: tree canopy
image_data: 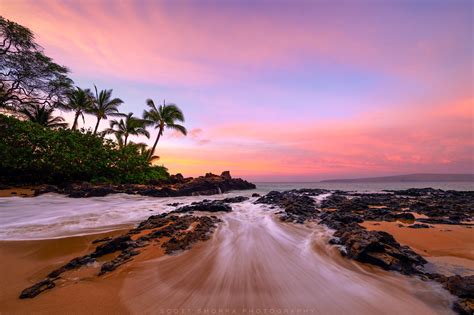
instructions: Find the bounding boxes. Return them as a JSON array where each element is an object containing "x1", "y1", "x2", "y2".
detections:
[{"x1": 0, "y1": 16, "x2": 73, "y2": 111}]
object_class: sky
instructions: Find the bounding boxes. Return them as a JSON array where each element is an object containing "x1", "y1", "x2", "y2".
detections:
[{"x1": 2, "y1": 0, "x2": 473, "y2": 181}]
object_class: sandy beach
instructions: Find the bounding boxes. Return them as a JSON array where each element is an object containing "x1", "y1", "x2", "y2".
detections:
[
  {"x1": 0, "y1": 187, "x2": 35, "y2": 198},
  {"x1": 0, "y1": 211, "x2": 458, "y2": 315},
  {"x1": 361, "y1": 221, "x2": 474, "y2": 276},
  {"x1": 0, "y1": 230, "x2": 131, "y2": 314}
]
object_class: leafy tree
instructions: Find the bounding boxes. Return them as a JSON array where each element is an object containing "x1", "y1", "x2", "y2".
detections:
[
  {"x1": 19, "y1": 104, "x2": 68, "y2": 128},
  {"x1": 0, "y1": 114, "x2": 168, "y2": 184},
  {"x1": 0, "y1": 16, "x2": 73, "y2": 110},
  {"x1": 63, "y1": 87, "x2": 94, "y2": 130},
  {"x1": 105, "y1": 112, "x2": 150, "y2": 146},
  {"x1": 89, "y1": 85, "x2": 123, "y2": 134},
  {"x1": 143, "y1": 99, "x2": 187, "y2": 160}
]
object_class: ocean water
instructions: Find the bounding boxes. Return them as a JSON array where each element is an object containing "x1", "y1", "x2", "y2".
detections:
[
  {"x1": 254, "y1": 181, "x2": 474, "y2": 193},
  {"x1": 0, "y1": 182, "x2": 462, "y2": 313},
  {"x1": 0, "y1": 181, "x2": 471, "y2": 240}
]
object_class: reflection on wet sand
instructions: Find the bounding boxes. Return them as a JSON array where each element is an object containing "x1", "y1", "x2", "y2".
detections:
[
  {"x1": 0, "y1": 200, "x2": 457, "y2": 314},
  {"x1": 362, "y1": 221, "x2": 474, "y2": 276},
  {"x1": 122, "y1": 203, "x2": 453, "y2": 314}
]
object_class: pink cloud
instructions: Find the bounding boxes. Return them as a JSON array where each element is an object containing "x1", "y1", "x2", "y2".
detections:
[
  {"x1": 2, "y1": 1, "x2": 469, "y2": 87},
  {"x1": 156, "y1": 98, "x2": 473, "y2": 179}
]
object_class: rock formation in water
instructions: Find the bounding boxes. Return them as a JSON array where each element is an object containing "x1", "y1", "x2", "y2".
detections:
[
  {"x1": 20, "y1": 213, "x2": 222, "y2": 299},
  {"x1": 256, "y1": 188, "x2": 474, "y2": 314},
  {"x1": 33, "y1": 171, "x2": 256, "y2": 198}
]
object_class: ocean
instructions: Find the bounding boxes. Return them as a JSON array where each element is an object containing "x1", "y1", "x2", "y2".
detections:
[{"x1": 0, "y1": 181, "x2": 471, "y2": 241}]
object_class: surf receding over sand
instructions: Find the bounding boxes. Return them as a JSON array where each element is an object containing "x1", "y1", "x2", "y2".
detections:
[{"x1": 0, "y1": 191, "x2": 461, "y2": 314}]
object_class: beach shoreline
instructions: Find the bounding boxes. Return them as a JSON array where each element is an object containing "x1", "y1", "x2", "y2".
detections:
[{"x1": 1, "y1": 187, "x2": 472, "y2": 314}]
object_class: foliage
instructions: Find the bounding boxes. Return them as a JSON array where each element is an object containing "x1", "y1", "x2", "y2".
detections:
[
  {"x1": 104, "y1": 112, "x2": 150, "y2": 147},
  {"x1": 0, "y1": 17, "x2": 186, "y2": 185},
  {"x1": 18, "y1": 104, "x2": 68, "y2": 128},
  {"x1": 61, "y1": 87, "x2": 94, "y2": 130},
  {"x1": 0, "y1": 16, "x2": 73, "y2": 110},
  {"x1": 89, "y1": 85, "x2": 123, "y2": 134},
  {"x1": 143, "y1": 99, "x2": 187, "y2": 160},
  {"x1": 0, "y1": 115, "x2": 169, "y2": 184}
]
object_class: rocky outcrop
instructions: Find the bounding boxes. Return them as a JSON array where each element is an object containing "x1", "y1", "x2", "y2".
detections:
[
  {"x1": 33, "y1": 171, "x2": 256, "y2": 198},
  {"x1": 172, "y1": 200, "x2": 232, "y2": 214},
  {"x1": 317, "y1": 189, "x2": 474, "y2": 315},
  {"x1": 170, "y1": 196, "x2": 249, "y2": 214},
  {"x1": 321, "y1": 189, "x2": 474, "y2": 225},
  {"x1": 256, "y1": 188, "x2": 474, "y2": 315},
  {"x1": 19, "y1": 279, "x2": 55, "y2": 299},
  {"x1": 426, "y1": 274, "x2": 474, "y2": 315},
  {"x1": 407, "y1": 223, "x2": 431, "y2": 229},
  {"x1": 20, "y1": 213, "x2": 221, "y2": 299},
  {"x1": 255, "y1": 190, "x2": 325, "y2": 223},
  {"x1": 329, "y1": 224, "x2": 426, "y2": 275}
]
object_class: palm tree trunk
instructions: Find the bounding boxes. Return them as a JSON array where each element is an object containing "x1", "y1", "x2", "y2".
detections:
[
  {"x1": 72, "y1": 112, "x2": 80, "y2": 130},
  {"x1": 124, "y1": 134, "x2": 129, "y2": 146},
  {"x1": 93, "y1": 117, "x2": 101, "y2": 134},
  {"x1": 149, "y1": 127, "x2": 163, "y2": 160}
]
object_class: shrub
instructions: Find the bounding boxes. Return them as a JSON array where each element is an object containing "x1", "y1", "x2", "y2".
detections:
[{"x1": 0, "y1": 114, "x2": 169, "y2": 184}]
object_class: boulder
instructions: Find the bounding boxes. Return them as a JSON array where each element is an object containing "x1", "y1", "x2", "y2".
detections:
[{"x1": 220, "y1": 171, "x2": 232, "y2": 180}]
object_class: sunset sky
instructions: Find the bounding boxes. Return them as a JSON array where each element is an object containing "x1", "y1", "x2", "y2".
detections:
[{"x1": 3, "y1": 0, "x2": 473, "y2": 181}]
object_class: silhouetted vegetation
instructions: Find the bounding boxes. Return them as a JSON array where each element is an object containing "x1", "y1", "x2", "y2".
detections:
[
  {"x1": 0, "y1": 115, "x2": 169, "y2": 184},
  {"x1": 0, "y1": 16, "x2": 187, "y2": 184},
  {"x1": 0, "y1": 16, "x2": 72, "y2": 111}
]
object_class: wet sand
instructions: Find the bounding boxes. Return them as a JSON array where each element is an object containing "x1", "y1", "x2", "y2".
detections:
[
  {"x1": 362, "y1": 221, "x2": 474, "y2": 275},
  {"x1": 0, "y1": 205, "x2": 459, "y2": 315},
  {"x1": 0, "y1": 230, "x2": 130, "y2": 314},
  {"x1": 0, "y1": 187, "x2": 35, "y2": 197}
]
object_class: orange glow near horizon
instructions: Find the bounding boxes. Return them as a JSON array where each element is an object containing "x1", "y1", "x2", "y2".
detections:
[{"x1": 3, "y1": 0, "x2": 473, "y2": 181}]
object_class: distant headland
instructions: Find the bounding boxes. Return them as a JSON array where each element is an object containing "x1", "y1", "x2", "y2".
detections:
[{"x1": 320, "y1": 173, "x2": 474, "y2": 183}]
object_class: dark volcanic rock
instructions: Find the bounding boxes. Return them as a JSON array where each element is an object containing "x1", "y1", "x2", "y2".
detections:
[
  {"x1": 221, "y1": 196, "x2": 249, "y2": 203},
  {"x1": 318, "y1": 188, "x2": 474, "y2": 314},
  {"x1": 252, "y1": 193, "x2": 261, "y2": 197},
  {"x1": 319, "y1": 212, "x2": 364, "y2": 230},
  {"x1": 330, "y1": 225, "x2": 427, "y2": 275},
  {"x1": 33, "y1": 172, "x2": 256, "y2": 198},
  {"x1": 20, "y1": 213, "x2": 222, "y2": 299},
  {"x1": 321, "y1": 189, "x2": 474, "y2": 225},
  {"x1": 173, "y1": 200, "x2": 233, "y2": 213},
  {"x1": 255, "y1": 190, "x2": 328, "y2": 223},
  {"x1": 161, "y1": 216, "x2": 220, "y2": 254},
  {"x1": 19, "y1": 278, "x2": 55, "y2": 299},
  {"x1": 92, "y1": 236, "x2": 112, "y2": 244},
  {"x1": 407, "y1": 223, "x2": 431, "y2": 229},
  {"x1": 220, "y1": 171, "x2": 232, "y2": 180},
  {"x1": 427, "y1": 274, "x2": 474, "y2": 315},
  {"x1": 33, "y1": 185, "x2": 58, "y2": 196},
  {"x1": 93, "y1": 235, "x2": 136, "y2": 256}
]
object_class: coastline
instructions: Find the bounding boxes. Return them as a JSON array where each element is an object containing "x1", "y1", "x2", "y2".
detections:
[
  {"x1": 0, "y1": 213, "x2": 457, "y2": 315},
  {"x1": 0, "y1": 230, "x2": 130, "y2": 314},
  {"x1": 1, "y1": 186, "x2": 472, "y2": 314}
]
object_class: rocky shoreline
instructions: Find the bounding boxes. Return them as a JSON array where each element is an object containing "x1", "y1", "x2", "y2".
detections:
[
  {"x1": 256, "y1": 188, "x2": 474, "y2": 315},
  {"x1": 19, "y1": 195, "x2": 251, "y2": 299},
  {"x1": 20, "y1": 213, "x2": 223, "y2": 299},
  {"x1": 30, "y1": 171, "x2": 256, "y2": 198},
  {"x1": 18, "y1": 187, "x2": 473, "y2": 314}
]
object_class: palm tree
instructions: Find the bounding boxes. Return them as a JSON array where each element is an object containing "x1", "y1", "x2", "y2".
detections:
[
  {"x1": 19, "y1": 104, "x2": 68, "y2": 128},
  {"x1": 64, "y1": 87, "x2": 94, "y2": 130},
  {"x1": 105, "y1": 112, "x2": 150, "y2": 146},
  {"x1": 143, "y1": 99, "x2": 187, "y2": 160},
  {"x1": 127, "y1": 141, "x2": 160, "y2": 162},
  {"x1": 129, "y1": 141, "x2": 161, "y2": 162},
  {"x1": 89, "y1": 85, "x2": 123, "y2": 134}
]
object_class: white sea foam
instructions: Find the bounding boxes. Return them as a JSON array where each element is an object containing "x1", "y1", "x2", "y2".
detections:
[{"x1": 0, "y1": 191, "x2": 256, "y2": 240}]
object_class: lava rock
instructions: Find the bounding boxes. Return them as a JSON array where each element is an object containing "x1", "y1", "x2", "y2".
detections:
[
  {"x1": 173, "y1": 200, "x2": 232, "y2": 213},
  {"x1": 19, "y1": 279, "x2": 55, "y2": 299}
]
